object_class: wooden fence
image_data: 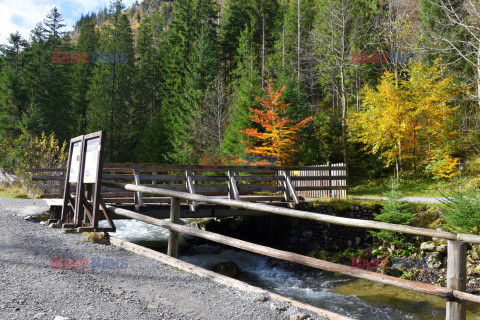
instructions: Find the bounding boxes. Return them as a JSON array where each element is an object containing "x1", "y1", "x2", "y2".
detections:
[
  {"x1": 103, "y1": 181, "x2": 480, "y2": 320},
  {"x1": 290, "y1": 162, "x2": 347, "y2": 198}
]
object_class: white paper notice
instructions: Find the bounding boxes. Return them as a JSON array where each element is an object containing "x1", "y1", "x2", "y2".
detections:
[
  {"x1": 69, "y1": 141, "x2": 82, "y2": 183},
  {"x1": 83, "y1": 138, "x2": 100, "y2": 183}
]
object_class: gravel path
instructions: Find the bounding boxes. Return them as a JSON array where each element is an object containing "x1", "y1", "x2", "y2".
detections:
[
  {"x1": 350, "y1": 196, "x2": 443, "y2": 204},
  {"x1": 0, "y1": 197, "x2": 325, "y2": 320}
]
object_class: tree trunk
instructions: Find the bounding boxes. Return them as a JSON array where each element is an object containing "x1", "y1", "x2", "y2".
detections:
[
  {"x1": 477, "y1": 43, "x2": 480, "y2": 115},
  {"x1": 262, "y1": 15, "x2": 265, "y2": 88},
  {"x1": 297, "y1": 0, "x2": 301, "y2": 80},
  {"x1": 340, "y1": 65, "x2": 348, "y2": 166}
]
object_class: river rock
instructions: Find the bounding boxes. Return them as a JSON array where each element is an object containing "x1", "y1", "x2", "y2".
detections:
[
  {"x1": 435, "y1": 243, "x2": 447, "y2": 253},
  {"x1": 252, "y1": 295, "x2": 268, "y2": 302},
  {"x1": 213, "y1": 261, "x2": 240, "y2": 277},
  {"x1": 32, "y1": 312, "x2": 46, "y2": 319},
  {"x1": 270, "y1": 303, "x2": 287, "y2": 311},
  {"x1": 471, "y1": 245, "x2": 480, "y2": 261},
  {"x1": 420, "y1": 241, "x2": 437, "y2": 252},
  {"x1": 421, "y1": 241, "x2": 447, "y2": 253},
  {"x1": 290, "y1": 313, "x2": 310, "y2": 320},
  {"x1": 426, "y1": 252, "x2": 442, "y2": 269}
]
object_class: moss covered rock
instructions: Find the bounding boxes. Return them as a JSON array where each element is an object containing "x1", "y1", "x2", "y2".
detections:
[{"x1": 213, "y1": 261, "x2": 240, "y2": 277}]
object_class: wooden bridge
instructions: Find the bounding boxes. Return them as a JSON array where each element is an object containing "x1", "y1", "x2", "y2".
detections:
[{"x1": 27, "y1": 163, "x2": 347, "y2": 219}]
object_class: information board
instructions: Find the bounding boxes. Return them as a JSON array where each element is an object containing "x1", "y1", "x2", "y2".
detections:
[
  {"x1": 83, "y1": 138, "x2": 100, "y2": 183},
  {"x1": 69, "y1": 141, "x2": 82, "y2": 183},
  {"x1": 60, "y1": 130, "x2": 114, "y2": 232}
]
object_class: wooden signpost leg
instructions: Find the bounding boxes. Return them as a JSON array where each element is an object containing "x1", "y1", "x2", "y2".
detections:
[
  {"x1": 167, "y1": 197, "x2": 180, "y2": 258},
  {"x1": 446, "y1": 240, "x2": 466, "y2": 320}
]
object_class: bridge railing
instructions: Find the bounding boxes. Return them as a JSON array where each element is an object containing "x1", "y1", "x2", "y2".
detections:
[
  {"x1": 104, "y1": 180, "x2": 479, "y2": 320},
  {"x1": 290, "y1": 162, "x2": 347, "y2": 198},
  {"x1": 26, "y1": 163, "x2": 347, "y2": 205}
]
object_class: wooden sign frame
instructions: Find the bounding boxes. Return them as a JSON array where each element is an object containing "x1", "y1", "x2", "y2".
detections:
[{"x1": 52, "y1": 131, "x2": 115, "y2": 232}]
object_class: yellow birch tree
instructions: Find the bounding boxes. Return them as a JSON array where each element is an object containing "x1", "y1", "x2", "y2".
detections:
[{"x1": 349, "y1": 60, "x2": 463, "y2": 178}]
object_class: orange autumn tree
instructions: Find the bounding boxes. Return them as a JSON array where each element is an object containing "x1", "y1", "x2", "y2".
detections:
[{"x1": 239, "y1": 81, "x2": 314, "y2": 165}]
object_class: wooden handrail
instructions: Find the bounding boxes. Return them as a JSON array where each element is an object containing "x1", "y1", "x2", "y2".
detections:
[
  {"x1": 106, "y1": 204, "x2": 480, "y2": 305},
  {"x1": 103, "y1": 181, "x2": 480, "y2": 244},
  {"x1": 26, "y1": 163, "x2": 348, "y2": 172}
]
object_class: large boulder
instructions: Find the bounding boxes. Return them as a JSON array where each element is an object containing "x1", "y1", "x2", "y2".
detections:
[
  {"x1": 420, "y1": 241, "x2": 447, "y2": 253},
  {"x1": 213, "y1": 261, "x2": 240, "y2": 278}
]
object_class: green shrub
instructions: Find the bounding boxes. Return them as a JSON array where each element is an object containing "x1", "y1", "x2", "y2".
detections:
[
  {"x1": 370, "y1": 180, "x2": 416, "y2": 246},
  {"x1": 440, "y1": 187, "x2": 480, "y2": 235}
]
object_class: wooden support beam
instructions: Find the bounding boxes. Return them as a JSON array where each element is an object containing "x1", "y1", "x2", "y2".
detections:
[
  {"x1": 185, "y1": 170, "x2": 197, "y2": 212},
  {"x1": 227, "y1": 170, "x2": 240, "y2": 201},
  {"x1": 283, "y1": 170, "x2": 299, "y2": 205},
  {"x1": 278, "y1": 170, "x2": 289, "y2": 202},
  {"x1": 133, "y1": 169, "x2": 143, "y2": 211},
  {"x1": 446, "y1": 240, "x2": 467, "y2": 320},
  {"x1": 167, "y1": 197, "x2": 180, "y2": 258}
]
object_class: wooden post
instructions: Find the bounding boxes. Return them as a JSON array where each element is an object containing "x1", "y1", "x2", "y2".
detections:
[
  {"x1": 167, "y1": 197, "x2": 181, "y2": 258},
  {"x1": 327, "y1": 161, "x2": 333, "y2": 198},
  {"x1": 73, "y1": 135, "x2": 87, "y2": 227},
  {"x1": 228, "y1": 169, "x2": 240, "y2": 201},
  {"x1": 185, "y1": 170, "x2": 197, "y2": 212},
  {"x1": 152, "y1": 171, "x2": 156, "y2": 185},
  {"x1": 446, "y1": 240, "x2": 466, "y2": 320},
  {"x1": 282, "y1": 170, "x2": 299, "y2": 205},
  {"x1": 279, "y1": 170, "x2": 290, "y2": 202},
  {"x1": 133, "y1": 169, "x2": 143, "y2": 211},
  {"x1": 84, "y1": 184, "x2": 93, "y2": 224}
]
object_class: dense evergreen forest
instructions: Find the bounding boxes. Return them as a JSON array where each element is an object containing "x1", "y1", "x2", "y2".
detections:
[{"x1": 0, "y1": 0, "x2": 478, "y2": 182}]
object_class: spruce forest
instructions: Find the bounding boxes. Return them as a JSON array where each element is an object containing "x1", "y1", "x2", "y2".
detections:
[{"x1": 0, "y1": 0, "x2": 478, "y2": 182}]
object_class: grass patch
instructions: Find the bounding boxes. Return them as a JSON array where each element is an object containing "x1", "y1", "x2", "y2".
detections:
[
  {"x1": 83, "y1": 232, "x2": 110, "y2": 245},
  {"x1": 349, "y1": 177, "x2": 475, "y2": 198},
  {"x1": 306, "y1": 198, "x2": 382, "y2": 212},
  {"x1": 0, "y1": 182, "x2": 40, "y2": 199}
]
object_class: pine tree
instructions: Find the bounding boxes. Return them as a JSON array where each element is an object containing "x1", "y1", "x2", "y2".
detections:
[
  {"x1": 87, "y1": 0, "x2": 135, "y2": 162},
  {"x1": 371, "y1": 180, "x2": 415, "y2": 246},
  {"x1": 219, "y1": 0, "x2": 254, "y2": 78},
  {"x1": 72, "y1": 17, "x2": 97, "y2": 135},
  {"x1": 222, "y1": 26, "x2": 262, "y2": 157},
  {"x1": 161, "y1": 0, "x2": 219, "y2": 163},
  {"x1": 183, "y1": 28, "x2": 219, "y2": 161},
  {"x1": 0, "y1": 32, "x2": 28, "y2": 139},
  {"x1": 22, "y1": 8, "x2": 73, "y2": 140},
  {"x1": 44, "y1": 7, "x2": 66, "y2": 50},
  {"x1": 159, "y1": 0, "x2": 196, "y2": 163},
  {"x1": 134, "y1": 15, "x2": 167, "y2": 162}
]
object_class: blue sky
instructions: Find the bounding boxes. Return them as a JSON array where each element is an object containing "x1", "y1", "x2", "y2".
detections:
[{"x1": 0, "y1": 0, "x2": 136, "y2": 44}]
